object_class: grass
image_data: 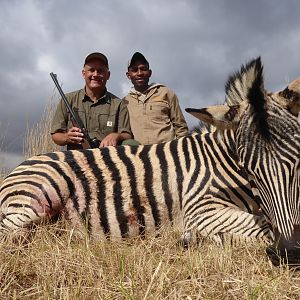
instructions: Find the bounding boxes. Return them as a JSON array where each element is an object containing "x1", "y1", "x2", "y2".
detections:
[
  {"x1": 23, "y1": 101, "x2": 62, "y2": 159},
  {"x1": 0, "y1": 222, "x2": 300, "y2": 299},
  {"x1": 0, "y1": 102, "x2": 300, "y2": 299}
]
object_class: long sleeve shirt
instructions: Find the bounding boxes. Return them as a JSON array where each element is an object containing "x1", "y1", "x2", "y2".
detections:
[{"x1": 123, "y1": 83, "x2": 188, "y2": 145}]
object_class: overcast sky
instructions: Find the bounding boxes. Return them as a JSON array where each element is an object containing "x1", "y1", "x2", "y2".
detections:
[{"x1": 0, "y1": 0, "x2": 300, "y2": 171}]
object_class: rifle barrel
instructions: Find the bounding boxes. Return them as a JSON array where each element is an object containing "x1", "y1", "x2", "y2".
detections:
[{"x1": 50, "y1": 72, "x2": 97, "y2": 148}]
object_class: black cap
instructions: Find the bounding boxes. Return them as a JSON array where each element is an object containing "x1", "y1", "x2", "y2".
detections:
[
  {"x1": 84, "y1": 52, "x2": 109, "y2": 67},
  {"x1": 128, "y1": 52, "x2": 149, "y2": 69}
]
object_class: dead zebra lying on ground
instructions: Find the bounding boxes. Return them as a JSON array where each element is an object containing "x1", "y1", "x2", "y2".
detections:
[
  {"x1": 0, "y1": 129, "x2": 268, "y2": 244},
  {"x1": 0, "y1": 57, "x2": 278, "y2": 250}
]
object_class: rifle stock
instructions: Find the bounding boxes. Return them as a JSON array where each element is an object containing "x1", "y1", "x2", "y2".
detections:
[{"x1": 50, "y1": 72, "x2": 100, "y2": 149}]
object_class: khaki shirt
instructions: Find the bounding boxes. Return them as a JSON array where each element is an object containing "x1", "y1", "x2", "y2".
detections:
[
  {"x1": 51, "y1": 88, "x2": 131, "y2": 143},
  {"x1": 123, "y1": 84, "x2": 188, "y2": 144}
]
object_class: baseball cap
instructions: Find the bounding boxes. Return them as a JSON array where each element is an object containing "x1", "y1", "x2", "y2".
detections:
[
  {"x1": 84, "y1": 52, "x2": 109, "y2": 67},
  {"x1": 128, "y1": 52, "x2": 149, "y2": 69}
]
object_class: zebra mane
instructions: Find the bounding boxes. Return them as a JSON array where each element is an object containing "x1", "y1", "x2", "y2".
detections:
[
  {"x1": 225, "y1": 57, "x2": 270, "y2": 139},
  {"x1": 246, "y1": 59, "x2": 270, "y2": 139},
  {"x1": 225, "y1": 57, "x2": 263, "y2": 105}
]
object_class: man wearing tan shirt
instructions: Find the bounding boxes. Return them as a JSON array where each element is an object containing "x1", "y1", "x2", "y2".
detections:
[{"x1": 123, "y1": 52, "x2": 188, "y2": 145}]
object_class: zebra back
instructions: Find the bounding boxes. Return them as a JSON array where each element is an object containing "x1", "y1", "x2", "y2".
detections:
[{"x1": 0, "y1": 129, "x2": 261, "y2": 241}]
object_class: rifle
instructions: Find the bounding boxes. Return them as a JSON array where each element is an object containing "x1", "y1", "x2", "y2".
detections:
[{"x1": 50, "y1": 72, "x2": 100, "y2": 149}]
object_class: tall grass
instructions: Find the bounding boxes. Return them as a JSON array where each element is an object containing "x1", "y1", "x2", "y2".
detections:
[
  {"x1": 23, "y1": 102, "x2": 62, "y2": 159},
  {"x1": 0, "y1": 100, "x2": 300, "y2": 299},
  {"x1": 1, "y1": 223, "x2": 300, "y2": 299}
]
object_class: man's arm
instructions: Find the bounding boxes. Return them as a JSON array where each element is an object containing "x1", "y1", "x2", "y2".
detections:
[
  {"x1": 169, "y1": 91, "x2": 189, "y2": 137},
  {"x1": 50, "y1": 73, "x2": 99, "y2": 149},
  {"x1": 117, "y1": 100, "x2": 133, "y2": 135},
  {"x1": 52, "y1": 127, "x2": 85, "y2": 146},
  {"x1": 99, "y1": 132, "x2": 132, "y2": 147},
  {"x1": 99, "y1": 100, "x2": 133, "y2": 147},
  {"x1": 51, "y1": 98, "x2": 69, "y2": 145},
  {"x1": 51, "y1": 95, "x2": 89, "y2": 148}
]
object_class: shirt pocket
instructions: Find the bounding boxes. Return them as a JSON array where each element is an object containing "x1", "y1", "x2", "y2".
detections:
[
  {"x1": 148, "y1": 102, "x2": 169, "y2": 123},
  {"x1": 97, "y1": 112, "x2": 116, "y2": 135}
]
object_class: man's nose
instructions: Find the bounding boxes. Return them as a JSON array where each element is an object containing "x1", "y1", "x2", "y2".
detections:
[
  {"x1": 137, "y1": 69, "x2": 143, "y2": 75},
  {"x1": 92, "y1": 70, "x2": 103, "y2": 76}
]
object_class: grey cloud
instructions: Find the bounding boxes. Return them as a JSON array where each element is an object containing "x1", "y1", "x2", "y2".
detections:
[{"x1": 0, "y1": 0, "x2": 300, "y2": 172}]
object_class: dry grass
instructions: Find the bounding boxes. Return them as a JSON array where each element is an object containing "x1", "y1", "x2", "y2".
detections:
[
  {"x1": 1, "y1": 100, "x2": 300, "y2": 299},
  {"x1": 23, "y1": 98, "x2": 62, "y2": 159},
  {"x1": 0, "y1": 222, "x2": 300, "y2": 299}
]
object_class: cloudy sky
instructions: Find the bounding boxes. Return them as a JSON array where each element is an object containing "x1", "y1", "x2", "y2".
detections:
[{"x1": 0, "y1": 0, "x2": 300, "y2": 171}]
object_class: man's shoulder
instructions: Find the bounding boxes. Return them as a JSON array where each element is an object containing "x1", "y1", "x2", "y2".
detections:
[
  {"x1": 150, "y1": 83, "x2": 165, "y2": 89},
  {"x1": 65, "y1": 88, "x2": 85, "y2": 99},
  {"x1": 122, "y1": 93, "x2": 130, "y2": 101},
  {"x1": 107, "y1": 91, "x2": 121, "y2": 102},
  {"x1": 107, "y1": 92, "x2": 128, "y2": 110},
  {"x1": 150, "y1": 83, "x2": 174, "y2": 93},
  {"x1": 151, "y1": 83, "x2": 176, "y2": 99}
]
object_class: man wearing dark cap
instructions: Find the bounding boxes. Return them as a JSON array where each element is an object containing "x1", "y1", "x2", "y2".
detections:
[
  {"x1": 51, "y1": 52, "x2": 133, "y2": 149},
  {"x1": 124, "y1": 52, "x2": 188, "y2": 145}
]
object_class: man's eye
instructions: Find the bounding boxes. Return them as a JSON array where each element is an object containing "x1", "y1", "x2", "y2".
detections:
[{"x1": 88, "y1": 68, "x2": 105, "y2": 73}]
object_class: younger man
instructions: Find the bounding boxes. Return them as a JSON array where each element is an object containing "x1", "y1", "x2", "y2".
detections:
[{"x1": 124, "y1": 52, "x2": 188, "y2": 145}]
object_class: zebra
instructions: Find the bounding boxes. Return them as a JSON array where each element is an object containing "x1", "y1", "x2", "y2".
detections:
[
  {"x1": 0, "y1": 128, "x2": 270, "y2": 244},
  {"x1": 186, "y1": 57, "x2": 300, "y2": 266}
]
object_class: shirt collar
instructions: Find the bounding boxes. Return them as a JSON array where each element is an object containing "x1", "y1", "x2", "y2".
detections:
[
  {"x1": 129, "y1": 83, "x2": 162, "y2": 96},
  {"x1": 82, "y1": 88, "x2": 110, "y2": 103}
]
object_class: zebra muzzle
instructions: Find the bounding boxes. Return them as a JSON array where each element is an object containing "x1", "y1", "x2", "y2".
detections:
[{"x1": 266, "y1": 245, "x2": 300, "y2": 267}]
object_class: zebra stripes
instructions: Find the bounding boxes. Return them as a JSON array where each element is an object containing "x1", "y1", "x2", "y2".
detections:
[
  {"x1": 187, "y1": 57, "x2": 300, "y2": 265},
  {"x1": 0, "y1": 128, "x2": 271, "y2": 243}
]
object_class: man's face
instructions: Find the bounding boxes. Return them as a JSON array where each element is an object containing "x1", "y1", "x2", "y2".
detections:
[
  {"x1": 126, "y1": 61, "x2": 152, "y2": 92},
  {"x1": 82, "y1": 58, "x2": 110, "y2": 91}
]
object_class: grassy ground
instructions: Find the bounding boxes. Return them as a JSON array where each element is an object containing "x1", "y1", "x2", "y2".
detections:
[
  {"x1": 0, "y1": 222, "x2": 299, "y2": 299},
  {"x1": 1, "y1": 104, "x2": 300, "y2": 299}
]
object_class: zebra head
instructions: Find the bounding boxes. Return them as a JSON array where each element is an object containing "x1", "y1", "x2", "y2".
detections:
[{"x1": 186, "y1": 57, "x2": 300, "y2": 266}]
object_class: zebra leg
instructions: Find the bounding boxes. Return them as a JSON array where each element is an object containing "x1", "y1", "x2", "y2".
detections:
[
  {"x1": 0, "y1": 209, "x2": 44, "y2": 235},
  {"x1": 181, "y1": 206, "x2": 273, "y2": 247},
  {"x1": 0, "y1": 195, "x2": 61, "y2": 236}
]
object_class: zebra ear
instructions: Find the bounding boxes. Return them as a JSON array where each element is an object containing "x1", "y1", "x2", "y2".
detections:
[
  {"x1": 185, "y1": 105, "x2": 243, "y2": 129},
  {"x1": 273, "y1": 77, "x2": 300, "y2": 116}
]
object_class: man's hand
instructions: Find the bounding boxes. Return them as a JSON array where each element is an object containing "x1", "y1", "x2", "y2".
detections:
[
  {"x1": 99, "y1": 132, "x2": 133, "y2": 147},
  {"x1": 66, "y1": 126, "x2": 84, "y2": 145},
  {"x1": 51, "y1": 126, "x2": 85, "y2": 147},
  {"x1": 100, "y1": 132, "x2": 120, "y2": 147}
]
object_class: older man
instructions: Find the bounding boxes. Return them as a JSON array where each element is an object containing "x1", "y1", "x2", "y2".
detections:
[{"x1": 51, "y1": 52, "x2": 133, "y2": 149}]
